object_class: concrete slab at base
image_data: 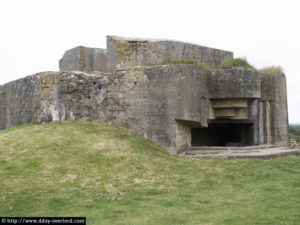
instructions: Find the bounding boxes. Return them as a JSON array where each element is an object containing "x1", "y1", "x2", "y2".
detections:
[{"x1": 184, "y1": 146, "x2": 300, "y2": 159}]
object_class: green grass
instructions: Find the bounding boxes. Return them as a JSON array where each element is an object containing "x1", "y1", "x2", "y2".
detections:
[
  {"x1": 166, "y1": 59, "x2": 214, "y2": 70},
  {"x1": 290, "y1": 125, "x2": 300, "y2": 137},
  {"x1": 167, "y1": 59, "x2": 199, "y2": 65},
  {"x1": 218, "y1": 57, "x2": 254, "y2": 69},
  {"x1": 290, "y1": 125, "x2": 300, "y2": 147},
  {"x1": 0, "y1": 121, "x2": 299, "y2": 225},
  {"x1": 259, "y1": 66, "x2": 284, "y2": 74},
  {"x1": 166, "y1": 58, "x2": 255, "y2": 71}
]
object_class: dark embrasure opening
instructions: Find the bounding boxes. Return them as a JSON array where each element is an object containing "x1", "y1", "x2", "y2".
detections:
[{"x1": 191, "y1": 120, "x2": 254, "y2": 147}]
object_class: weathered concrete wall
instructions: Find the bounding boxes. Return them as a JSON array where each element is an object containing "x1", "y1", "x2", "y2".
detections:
[
  {"x1": 0, "y1": 62, "x2": 289, "y2": 153},
  {"x1": 207, "y1": 68, "x2": 261, "y2": 99},
  {"x1": 0, "y1": 65, "x2": 209, "y2": 154},
  {"x1": 260, "y1": 73, "x2": 289, "y2": 146},
  {"x1": 0, "y1": 75, "x2": 41, "y2": 129},
  {"x1": 209, "y1": 99, "x2": 249, "y2": 119},
  {"x1": 93, "y1": 48, "x2": 108, "y2": 72},
  {"x1": 248, "y1": 99, "x2": 260, "y2": 145},
  {"x1": 100, "y1": 65, "x2": 209, "y2": 154},
  {"x1": 206, "y1": 69, "x2": 267, "y2": 146},
  {"x1": 106, "y1": 36, "x2": 233, "y2": 72},
  {"x1": 0, "y1": 71, "x2": 110, "y2": 130},
  {"x1": 59, "y1": 46, "x2": 107, "y2": 73},
  {"x1": 60, "y1": 36, "x2": 233, "y2": 74},
  {"x1": 36, "y1": 72, "x2": 110, "y2": 122}
]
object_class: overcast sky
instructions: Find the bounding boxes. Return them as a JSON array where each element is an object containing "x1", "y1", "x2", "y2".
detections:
[{"x1": 0, "y1": 0, "x2": 299, "y2": 123}]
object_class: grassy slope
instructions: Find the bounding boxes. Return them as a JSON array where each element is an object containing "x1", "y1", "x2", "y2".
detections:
[{"x1": 0, "y1": 121, "x2": 299, "y2": 225}]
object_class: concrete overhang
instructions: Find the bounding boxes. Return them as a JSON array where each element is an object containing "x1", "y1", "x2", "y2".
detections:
[{"x1": 207, "y1": 68, "x2": 261, "y2": 99}]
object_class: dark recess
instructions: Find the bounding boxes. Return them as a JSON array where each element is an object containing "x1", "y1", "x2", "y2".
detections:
[{"x1": 191, "y1": 120, "x2": 254, "y2": 146}]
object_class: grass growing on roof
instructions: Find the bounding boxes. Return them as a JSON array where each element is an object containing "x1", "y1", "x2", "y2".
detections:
[
  {"x1": 166, "y1": 59, "x2": 214, "y2": 70},
  {"x1": 218, "y1": 57, "x2": 254, "y2": 69},
  {"x1": 0, "y1": 121, "x2": 299, "y2": 225},
  {"x1": 167, "y1": 59, "x2": 199, "y2": 65},
  {"x1": 259, "y1": 66, "x2": 284, "y2": 74}
]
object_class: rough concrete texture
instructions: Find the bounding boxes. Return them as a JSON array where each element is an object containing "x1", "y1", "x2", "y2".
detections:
[
  {"x1": 0, "y1": 75, "x2": 41, "y2": 129},
  {"x1": 106, "y1": 36, "x2": 233, "y2": 71},
  {"x1": 260, "y1": 73, "x2": 289, "y2": 146},
  {"x1": 207, "y1": 68, "x2": 260, "y2": 99},
  {"x1": 0, "y1": 66, "x2": 289, "y2": 154},
  {"x1": 59, "y1": 46, "x2": 107, "y2": 73},
  {"x1": 0, "y1": 71, "x2": 110, "y2": 129},
  {"x1": 99, "y1": 65, "x2": 209, "y2": 154},
  {"x1": 0, "y1": 36, "x2": 290, "y2": 155},
  {"x1": 0, "y1": 66, "x2": 208, "y2": 154},
  {"x1": 59, "y1": 35, "x2": 233, "y2": 73}
]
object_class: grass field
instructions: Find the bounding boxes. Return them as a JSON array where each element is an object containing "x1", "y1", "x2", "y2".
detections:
[{"x1": 0, "y1": 121, "x2": 299, "y2": 224}]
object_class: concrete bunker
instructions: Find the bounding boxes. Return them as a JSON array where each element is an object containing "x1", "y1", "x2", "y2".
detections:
[{"x1": 0, "y1": 35, "x2": 289, "y2": 155}]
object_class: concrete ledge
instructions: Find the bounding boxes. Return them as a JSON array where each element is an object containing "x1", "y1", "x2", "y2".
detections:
[
  {"x1": 207, "y1": 68, "x2": 260, "y2": 99},
  {"x1": 189, "y1": 144, "x2": 276, "y2": 151},
  {"x1": 185, "y1": 146, "x2": 300, "y2": 159}
]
